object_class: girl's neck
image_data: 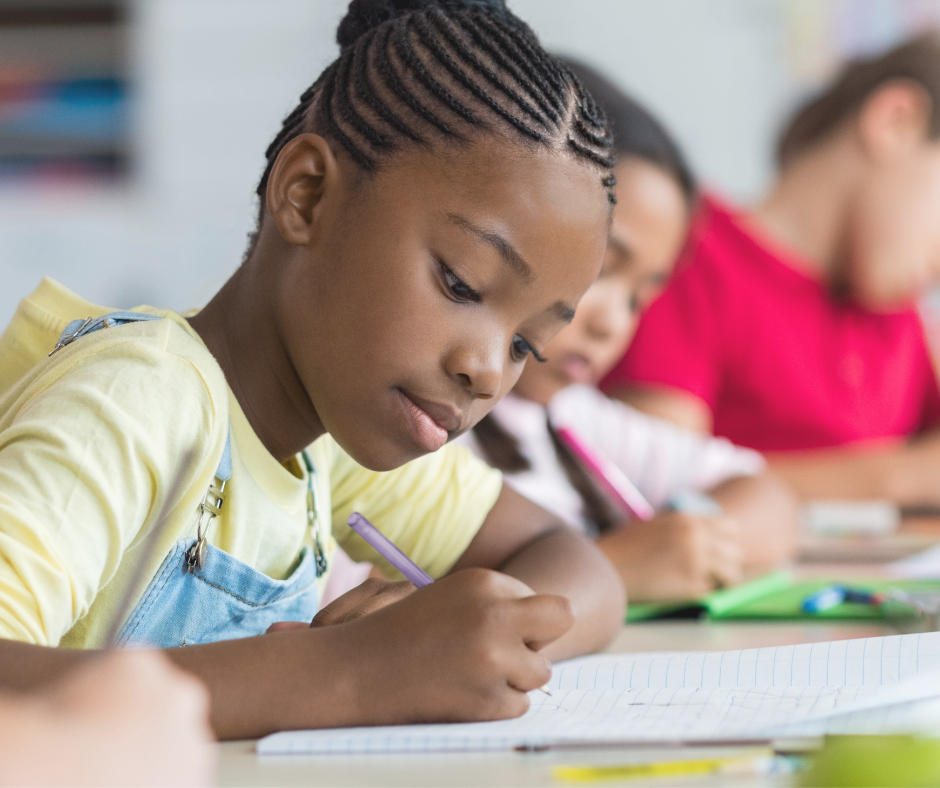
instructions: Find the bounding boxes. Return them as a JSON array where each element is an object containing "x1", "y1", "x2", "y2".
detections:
[
  {"x1": 749, "y1": 136, "x2": 858, "y2": 282},
  {"x1": 188, "y1": 258, "x2": 327, "y2": 463}
]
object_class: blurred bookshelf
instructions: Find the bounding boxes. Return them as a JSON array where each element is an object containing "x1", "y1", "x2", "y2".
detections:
[{"x1": 0, "y1": 0, "x2": 130, "y2": 185}]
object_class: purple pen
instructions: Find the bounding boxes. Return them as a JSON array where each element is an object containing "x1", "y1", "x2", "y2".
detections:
[{"x1": 347, "y1": 512, "x2": 434, "y2": 587}]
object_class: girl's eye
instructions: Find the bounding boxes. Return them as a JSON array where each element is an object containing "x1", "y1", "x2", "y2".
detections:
[
  {"x1": 439, "y1": 261, "x2": 480, "y2": 303},
  {"x1": 511, "y1": 335, "x2": 546, "y2": 363}
]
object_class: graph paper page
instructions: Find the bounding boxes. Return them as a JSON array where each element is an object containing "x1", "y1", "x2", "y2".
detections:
[{"x1": 258, "y1": 632, "x2": 940, "y2": 755}]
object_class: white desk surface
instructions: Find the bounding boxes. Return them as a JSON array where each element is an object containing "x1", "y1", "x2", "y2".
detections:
[{"x1": 216, "y1": 617, "x2": 904, "y2": 787}]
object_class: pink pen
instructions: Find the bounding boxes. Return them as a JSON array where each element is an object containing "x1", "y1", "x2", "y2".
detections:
[{"x1": 554, "y1": 425, "x2": 655, "y2": 521}]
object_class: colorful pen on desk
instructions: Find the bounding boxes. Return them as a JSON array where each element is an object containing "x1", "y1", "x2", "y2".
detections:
[
  {"x1": 348, "y1": 512, "x2": 552, "y2": 695},
  {"x1": 553, "y1": 426, "x2": 655, "y2": 520},
  {"x1": 801, "y1": 585, "x2": 887, "y2": 614}
]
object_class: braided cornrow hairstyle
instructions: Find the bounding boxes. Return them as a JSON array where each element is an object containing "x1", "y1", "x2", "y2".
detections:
[{"x1": 251, "y1": 0, "x2": 615, "y2": 246}]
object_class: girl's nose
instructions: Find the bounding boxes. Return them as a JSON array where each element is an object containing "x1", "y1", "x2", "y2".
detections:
[{"x1": 444, "y1": 339, "x2": 502, "y2": 400}]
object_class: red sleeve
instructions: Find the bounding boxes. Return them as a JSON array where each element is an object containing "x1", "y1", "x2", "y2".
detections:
[{"x1": 601, "y1": 218, "x2": 730, "y2": 416}]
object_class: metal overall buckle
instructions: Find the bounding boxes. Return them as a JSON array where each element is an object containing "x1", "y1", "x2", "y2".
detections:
[
  {"x1": 301, "y1": 450, "x2": 328, "y2": 577},
  {"x1": 185, "y1": 475, "x2": 226, "y2": 573},
  {"x1": 48, "y1": 316, "x2": 96, "y2": 357}
]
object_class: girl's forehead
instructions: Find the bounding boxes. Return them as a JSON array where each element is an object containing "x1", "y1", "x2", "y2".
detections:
[{"x1": 369, "y1": 140, "x2": 611, "y2": 240}]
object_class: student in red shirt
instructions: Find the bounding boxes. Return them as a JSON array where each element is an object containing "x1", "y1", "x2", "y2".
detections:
[{"x1": 604, "y1": 35, "x2": 940, "y2": 506}]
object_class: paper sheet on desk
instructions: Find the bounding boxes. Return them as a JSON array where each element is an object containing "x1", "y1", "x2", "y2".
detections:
[{"x1": 258, "y1": 632, "x2": 940, "y2": 755}]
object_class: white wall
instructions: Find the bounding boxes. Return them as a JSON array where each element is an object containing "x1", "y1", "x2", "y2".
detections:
[{"x1": 0, "y1": 0, "x2": 932, "y2": 327}]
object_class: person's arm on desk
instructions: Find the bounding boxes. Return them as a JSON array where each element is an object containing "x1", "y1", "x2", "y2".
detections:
[
  {"x1": 768, "y1": 429, "x2": 940, "y2": 507},
  {"x1": 0, "y1": 650, "x2": 215, "y2": 787},
  {"x1": 0, "y1": 486, "x2": 622, "y2": 741},
  {"x1": 593, "y1": 472, "x2": 798, "y2": 601}
]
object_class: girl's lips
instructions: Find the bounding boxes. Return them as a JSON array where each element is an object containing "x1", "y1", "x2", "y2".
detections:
[
  {"x1": 396, "y1": 390, "x2": 449, "y2": 452},
  {"x1": 559, "y1": 353, "x2": 594, "y2": 385}
]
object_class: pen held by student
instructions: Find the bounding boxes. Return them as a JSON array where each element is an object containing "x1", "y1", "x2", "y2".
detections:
[{"x1": 553, "y1": 425, "x2": 655, "y2": 520}]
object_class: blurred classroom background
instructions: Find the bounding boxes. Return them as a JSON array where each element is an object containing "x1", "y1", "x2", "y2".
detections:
[{"x1": 2, "y1": 0, "x2": 939, "y2": 330}]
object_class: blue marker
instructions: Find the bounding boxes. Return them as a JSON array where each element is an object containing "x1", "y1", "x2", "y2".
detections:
[
  {"x1": 802, "y1": 585, "x2": 886, "y2": 614},
  {"x1": 801, "y1": 586, "x2": 847, "y2": 613}
]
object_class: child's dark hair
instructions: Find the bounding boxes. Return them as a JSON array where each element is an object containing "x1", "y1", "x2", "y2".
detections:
[
  {"x1": 559, "y1": 56, "x2": 696, "y2": 206},
  {"x1": 779, "y1": 33, "x2": 940, "y2": 167},
  {"x1": 473, "y1": 413, "x2": 623, "y2": 534},
  {"x1": 252, "y1": 0, "x2": 616, "y2": 235}
]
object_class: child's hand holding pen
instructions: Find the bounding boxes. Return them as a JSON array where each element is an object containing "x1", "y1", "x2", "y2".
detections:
[
  {"x1": 331, "y1": 568, "x2": 572, "y2": 723},
  {"x1": 267, "y1": 566, "x2": 570, "y2": 721},
  {"x1": 267, "y1": 513, "x2": 564, "y2": 714}
]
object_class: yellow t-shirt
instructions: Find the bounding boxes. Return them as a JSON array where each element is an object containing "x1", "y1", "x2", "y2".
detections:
[{"x1": 0, "y1": 279, "x2": 503, "y2": 647}]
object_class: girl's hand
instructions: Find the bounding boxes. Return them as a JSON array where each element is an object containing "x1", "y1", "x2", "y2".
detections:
[
  {"x1": 0, "y1": 651, "x2": 215, "y2": 787},
  {"x1": 266, "y1": 577, "x2": 415, "y2": 633},
  {"x1": 340, "y1": 568, "x2": 573, "y2": 724},
  {"x1": 597, "y1": 512, "x2": 745, "y2": 602}
]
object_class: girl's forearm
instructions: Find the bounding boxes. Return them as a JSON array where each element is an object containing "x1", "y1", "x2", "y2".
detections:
[
  {"x1": 495, "y1": 528, "x2": 625, "y2": 662},
  {"x1": 0, "y1": 631, "x2": 357, "y2": 741},
  {"x1": 767, "y1": 430, "x2": 940, "y2": 507},
  {"x1": 0, "y1": 638, "x2": 92, "y2": 692},
  {"x1": 167, "y1": 627, "x2": 359, "y2": 740}
]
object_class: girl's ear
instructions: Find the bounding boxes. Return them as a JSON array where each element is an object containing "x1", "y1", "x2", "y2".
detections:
[
  {"x1": 857, "y1": 79, "x2": 932, "y2": 162},
  {"x1": 265, "y1": 134, "x2": 339, "y2": 246}
]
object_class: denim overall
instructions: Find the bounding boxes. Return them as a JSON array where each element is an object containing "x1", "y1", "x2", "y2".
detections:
[{"x1": 53, "y1": 312, "x2": 323, "y2": 648}]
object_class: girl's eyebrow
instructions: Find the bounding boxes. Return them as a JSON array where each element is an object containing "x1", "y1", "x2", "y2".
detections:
[{"x1": 446, "y1": 212, "x2": 534, "y2": 284}]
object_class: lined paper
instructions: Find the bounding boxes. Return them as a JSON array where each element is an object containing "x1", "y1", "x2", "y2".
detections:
[
  {"x1": 551, "y1": 631, "x2": 940, "y2": 691},
  {"x1": 258, "y1": 632, "x2": 940, "y2": 755}
]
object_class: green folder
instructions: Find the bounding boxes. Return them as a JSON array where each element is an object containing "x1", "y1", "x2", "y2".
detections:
[
  {"x1": 626, "y1": 572, "x2": 940, "y2": 622},
  {"x1": 626, "y1": 571, "x2": 792, "y2": 622}
]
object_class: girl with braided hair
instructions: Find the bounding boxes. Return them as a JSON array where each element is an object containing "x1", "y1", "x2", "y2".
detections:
[{"x1": 0, "y1": 0, "x2": 624, "y2": 739}]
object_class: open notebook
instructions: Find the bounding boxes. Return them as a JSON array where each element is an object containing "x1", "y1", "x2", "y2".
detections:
[{"x1": 258, "y1": 632, "x2": 940, "y2": 755}]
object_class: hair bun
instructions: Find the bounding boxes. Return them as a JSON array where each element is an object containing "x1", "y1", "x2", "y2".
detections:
[{"x1": 336, "y1": 0, "x2": 509, "y2": 49}]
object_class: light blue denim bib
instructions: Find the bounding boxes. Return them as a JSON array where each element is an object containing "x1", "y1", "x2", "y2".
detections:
[
  {"x1": 54, "y1": 312, "x2": 321, "y2": 648},
  {"x1": 115, "y1": 540, "x2": 319, "y2": 647}
]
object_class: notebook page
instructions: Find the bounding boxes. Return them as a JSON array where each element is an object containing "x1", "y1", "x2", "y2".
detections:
[
  {"x1": 258, "y1": 678, "x2": 940, "y2": 755},
  {"x1": 551, "y1": 631, "x2": 940, "y2": 691},
  {"x1": 257, "y1": 633, "x2": 940, "y2": 756}
]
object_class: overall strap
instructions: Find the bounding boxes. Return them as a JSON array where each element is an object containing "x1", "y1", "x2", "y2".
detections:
[{"x1": 50, "y1": 311, "x2": 166, "y2": 356}]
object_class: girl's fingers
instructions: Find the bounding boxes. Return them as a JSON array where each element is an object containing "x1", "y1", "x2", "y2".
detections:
[
  {"x1": 512, "y1": 593, "x2": 575, "y2": 651},
  {"x1": 708, "y1": 543, "x2": 745, "y2": 589},
  {"x1": 266, "y1": 621, "x2": 308, "y2": 633},
  {"x1": 505, "y1": 646, "x2": 554, "y2": 694},
  {"x1": 312, "y1": 578, "x2": 413, "y2": 627},
  {"x1": 338, "y1": 581, "x2": 416, "y2": 622}
]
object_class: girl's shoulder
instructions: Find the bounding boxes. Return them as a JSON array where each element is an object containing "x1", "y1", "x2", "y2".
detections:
[
  {"x1": 0, "y1": 278, "x2": 227, "y2": 406},
  {"x1": 0, "y1": 280, "x2": 230, "y2": 469}
]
